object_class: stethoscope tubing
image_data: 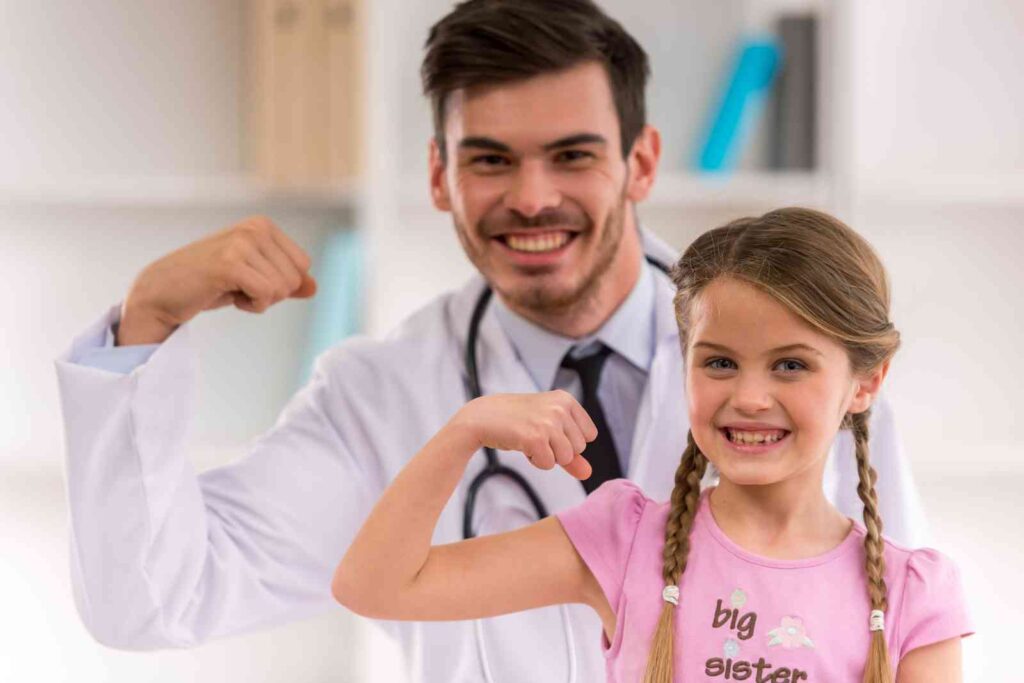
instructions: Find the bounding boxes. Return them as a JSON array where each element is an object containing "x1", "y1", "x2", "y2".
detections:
[
  {"x1": 460, "y1": 254, "x2": 671, "y2": 683},
  {"x1": 461, "y1": 254, "x2": 670, "y2": 539}
]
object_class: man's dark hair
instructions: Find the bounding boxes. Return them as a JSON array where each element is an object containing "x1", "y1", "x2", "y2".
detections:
[{"x1": 421, "y1": 0, "x2": 650, "y2": 163}]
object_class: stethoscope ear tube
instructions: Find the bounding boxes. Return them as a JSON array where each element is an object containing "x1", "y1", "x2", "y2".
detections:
[
  {"x1": 462, "y1": 284, "x2": 550, "y2": 539},
  {"x1": 464, "y1": 286, "x2": 492, "y2": 406},
  {"x1": 463, "y1": 448, "x2": 549, "y2": 539}
]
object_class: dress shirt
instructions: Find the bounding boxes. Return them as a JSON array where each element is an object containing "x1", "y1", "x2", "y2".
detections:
[{"x1": 491, "y1": 261, "x2": 657, "y2": 473}]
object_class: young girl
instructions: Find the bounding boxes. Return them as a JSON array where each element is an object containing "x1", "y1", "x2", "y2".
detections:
[{"x1": 332, "y1": 208, "x2": 973, "y2": 682}]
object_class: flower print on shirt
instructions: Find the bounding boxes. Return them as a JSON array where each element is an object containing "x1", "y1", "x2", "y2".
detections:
[
  {"x1": 723, "y1": 638, "x2": 741, "y2": 658},
  {"x1": 767, "y1": 616, "x2": 815, "y2": 650}
]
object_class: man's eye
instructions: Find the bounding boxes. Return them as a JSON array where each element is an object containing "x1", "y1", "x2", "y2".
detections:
[
  {"x1": 775, "y1": 359, "x2": 807, "y2": 373},
  {"x1": 555, "y1": 150, "x2": 594, "y2": 163},
  {"x1": 471, "y1": 154, "x2": 509, "y2": 166}
]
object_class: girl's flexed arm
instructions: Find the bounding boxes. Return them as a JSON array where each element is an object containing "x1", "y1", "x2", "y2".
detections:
[{"x1": 331, "y1": 390, "x2": 608, "y2": 624}]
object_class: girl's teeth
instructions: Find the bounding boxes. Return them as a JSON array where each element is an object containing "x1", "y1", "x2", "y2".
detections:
[
  {"x1": 505, "y1": 232, "x2": 571, "y2": 253},
  {"x1": 727, "y1": 429, "x2": 787, "y2": 445}
]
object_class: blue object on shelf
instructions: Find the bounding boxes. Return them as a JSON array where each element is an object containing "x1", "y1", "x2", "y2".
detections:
[
  {"x1": 298, "y1": 227, "x2": 364, "y2": 387},
  {"x1": 695, "y1": 37, "x2": 782, "y2": 173}
]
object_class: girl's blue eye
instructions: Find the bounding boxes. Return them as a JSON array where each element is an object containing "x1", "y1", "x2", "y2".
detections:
[
  {"x1": 775, "y1": 359, "x2": 806, "y2": 373},
  {"x1": 704, "y1": 358, "x2": 806, "y2": 372}
]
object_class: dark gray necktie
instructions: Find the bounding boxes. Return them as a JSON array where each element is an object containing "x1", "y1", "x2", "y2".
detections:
[{"x1": 560, "y1": 344, "x2": 623, "y2": 494}]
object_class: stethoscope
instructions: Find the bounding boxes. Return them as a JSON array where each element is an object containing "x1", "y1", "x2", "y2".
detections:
[{"x1": 462, "y1": 253, "x2": 671, "y2": 683}]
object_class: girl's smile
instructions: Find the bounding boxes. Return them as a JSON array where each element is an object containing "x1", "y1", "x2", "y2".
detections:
[{"x1": 718, "y1": 425, "x2": 792, "y2": 455}]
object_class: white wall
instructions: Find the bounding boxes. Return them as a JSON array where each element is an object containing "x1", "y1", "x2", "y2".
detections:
[{"x1": 0, "y1": 1, "x2": 243, "y2": 181}]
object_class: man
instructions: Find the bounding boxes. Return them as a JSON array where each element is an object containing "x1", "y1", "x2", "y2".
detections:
[{"x1": 54, "y1": 1, "x2": 926, "y2": 681}]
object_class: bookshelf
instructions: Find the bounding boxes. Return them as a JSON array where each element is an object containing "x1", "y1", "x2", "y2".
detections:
[
  {"x1": 246, "y1": 0, "x2": 365, "y2": 188},
  {"x1": 0, "y1": 175, "x2": 361, "y2": 210},
  {"x1": 4, "y1": 1, "x2": 1018, "y2": 215},
  {"x1": 636, "y1": 171, "x2": 828, "y2": 209}
]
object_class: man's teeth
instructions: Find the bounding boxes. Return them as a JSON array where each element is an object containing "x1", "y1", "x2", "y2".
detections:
[
  {"x1": 726, "y1": 429, "x2": 787, "y2": 445},
  {"x1": 504, "y1": 231, "x2": 571, "y2": 253}
]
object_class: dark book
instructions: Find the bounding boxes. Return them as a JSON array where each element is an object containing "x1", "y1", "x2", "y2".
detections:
[{"x1": 770, "y1": 15, "x2": 817, "y2": 170}]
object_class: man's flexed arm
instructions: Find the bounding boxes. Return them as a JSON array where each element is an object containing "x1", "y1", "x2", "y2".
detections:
[{"x1": 117, "y1": 215, "x2": 317, "y2": 346}]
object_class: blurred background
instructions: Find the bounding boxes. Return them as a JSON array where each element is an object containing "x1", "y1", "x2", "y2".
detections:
[{"x1": 1, "y1": 0, "x2": 1021, "y2": 680}]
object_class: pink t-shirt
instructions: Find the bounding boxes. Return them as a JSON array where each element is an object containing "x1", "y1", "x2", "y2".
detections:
[{"x1": 556, "y1": 479, "x2": 973, "y2": 682}]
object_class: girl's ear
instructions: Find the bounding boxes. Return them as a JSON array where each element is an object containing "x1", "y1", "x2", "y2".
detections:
[{"x1": 848, "y1": 359, "x2": 891, "y2": 414}]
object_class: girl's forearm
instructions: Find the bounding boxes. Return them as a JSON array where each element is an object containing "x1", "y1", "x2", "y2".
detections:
[{"x1": 332, "y1": 417, "x2": 480, "y2": 613}]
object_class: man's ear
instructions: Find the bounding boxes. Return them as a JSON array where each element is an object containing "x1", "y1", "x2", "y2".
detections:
[
  {"x1": 625, "y1": 124, "x2": 661, "y2": 203},
  {"x1": 848, "y1": 358, "x2": 891, "y2": 414},
  {"x1": 429, "y1": 138, "x2": 452, "y2": 212}
]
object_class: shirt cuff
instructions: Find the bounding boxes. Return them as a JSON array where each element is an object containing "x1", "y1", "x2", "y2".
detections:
[{"x1": 72, "y1": 302, "x2": 160, "y2": 375}]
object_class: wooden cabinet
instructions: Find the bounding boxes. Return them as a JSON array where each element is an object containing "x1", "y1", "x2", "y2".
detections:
[{"x1": 246, "y1": 0, "x2": 364, "y2": 187}]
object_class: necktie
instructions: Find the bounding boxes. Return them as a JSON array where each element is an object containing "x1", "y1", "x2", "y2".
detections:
[{"x1": 560, "y1": 345, "x2": 623, "y2": 494}]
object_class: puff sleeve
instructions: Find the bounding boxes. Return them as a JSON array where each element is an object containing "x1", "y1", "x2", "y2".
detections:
[
  {"x1": 555, "y1": 479, "x2": 648, "y2": 615},
  {"x1": 895, "y1": 548, "x2": 975, "y2": 661}
]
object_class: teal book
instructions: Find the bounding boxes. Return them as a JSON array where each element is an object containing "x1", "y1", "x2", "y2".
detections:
[
  {"x1": 298, "y1": 227, "x2": 364, "y2": 387},
  {"x1": 696, "y1": 38, "x2": 782, "y2": 173}
]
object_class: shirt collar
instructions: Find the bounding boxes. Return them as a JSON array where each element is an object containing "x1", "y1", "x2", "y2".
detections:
[{"x1": 491, "y1": 262, "x2": 657, "y2": 391}]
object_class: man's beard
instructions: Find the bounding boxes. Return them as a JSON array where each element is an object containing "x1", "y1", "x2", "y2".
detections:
[{"x1": 453, "y1": 192, "x2": 628, "y2": 317}]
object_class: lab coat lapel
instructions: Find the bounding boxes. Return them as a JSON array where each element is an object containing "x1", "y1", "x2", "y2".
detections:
[{"x1": 626, "y1": 275, "x2": 689, "y2": 502}]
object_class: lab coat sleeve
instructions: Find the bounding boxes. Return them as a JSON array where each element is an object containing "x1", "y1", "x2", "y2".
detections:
[
  {"x1": 72, "y1": 305, "x2": 159, "y2": 374},
  {"x1": 54, "y1": 303, "x2": 378, "y2": 650},
  {"x1": 832, "y1": 391, "x2": 931, "y2": 549}
]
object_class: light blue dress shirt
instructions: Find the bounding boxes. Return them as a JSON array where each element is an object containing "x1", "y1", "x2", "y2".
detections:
[
  {"x1": 491, "y1": 262, "x2": 657, "y2": 474},
  {"x1": 74, "y1": 316, "x2": 160, "y2": 373}
]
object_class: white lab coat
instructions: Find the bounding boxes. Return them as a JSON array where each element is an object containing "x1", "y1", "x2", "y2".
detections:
[{"x1": 53, "y1": 231, "x2": 927, "y2": 682}]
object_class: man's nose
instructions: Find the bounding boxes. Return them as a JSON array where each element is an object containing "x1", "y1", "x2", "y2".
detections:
[
  {"x1": 503, "y1": 159, "x2": 561, "y2": 217},
  {"x1": 731, "y1": 374, "x2": 774, "y2": 413}
]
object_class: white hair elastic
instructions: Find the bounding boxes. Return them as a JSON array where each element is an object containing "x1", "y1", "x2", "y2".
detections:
[
  {"x1": 662, "y1": 585, "x2": 679, "y2": 606},
  {"x1": 869, "y1": 609, "x2": 885, "y2": 632}
]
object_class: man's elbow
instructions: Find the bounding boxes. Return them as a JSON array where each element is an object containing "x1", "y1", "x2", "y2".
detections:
[{"x1": 78, "y1": 609, "x2": 198, "y2": 651}]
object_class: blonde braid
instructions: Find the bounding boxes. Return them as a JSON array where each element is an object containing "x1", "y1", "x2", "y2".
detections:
[
  {"x1": 850, "y1": 410, "x2": 895, "y2": 683},
  {"x1": 642, "y1": 431, "x2": 707, "y2": 683}
]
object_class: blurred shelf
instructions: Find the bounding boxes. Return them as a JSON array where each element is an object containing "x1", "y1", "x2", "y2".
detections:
[
  {"x1": 855, "y1": 172, "x2": 1024, "y2": 207},
  {"x1": 397, "y1": 170, "x2": 833, "y2": 212},
  {"x1": 0, "y1": 175, "x2": 364, "y2": 210},
  {"x1": 646, "y1": 171, "x2": 832, "y2": 209}
]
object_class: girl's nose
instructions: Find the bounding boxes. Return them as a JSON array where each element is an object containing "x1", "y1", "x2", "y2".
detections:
[
  {"x1": 503, "y1": 160, "x2": 561, "y2": 217},
  {"x1": 730, "y1": 375, "x2": 774, "y2": 414}
]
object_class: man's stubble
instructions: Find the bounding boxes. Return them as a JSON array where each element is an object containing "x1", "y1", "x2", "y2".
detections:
[{"x1": 452, "y1": 185, "x2": 630, "y2": 323}]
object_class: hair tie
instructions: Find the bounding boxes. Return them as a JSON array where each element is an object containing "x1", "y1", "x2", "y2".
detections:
[
  {"x1": 869, "y1": 609, "x2": 885, "y2": 632},
  {"x1": 662, "y1": 585, "x2": 679, "y2": 606}
]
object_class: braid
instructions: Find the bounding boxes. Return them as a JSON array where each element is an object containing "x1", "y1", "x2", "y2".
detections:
[
  {"x1": 661, "y1": 431, "x2": 708, "y2": 584},
  {"x1": 642, "y1": 431, "x2": 707, "y2": 683},
  {"x1": 850, "y1": 410, "x2": 895, "y2": 683}
]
